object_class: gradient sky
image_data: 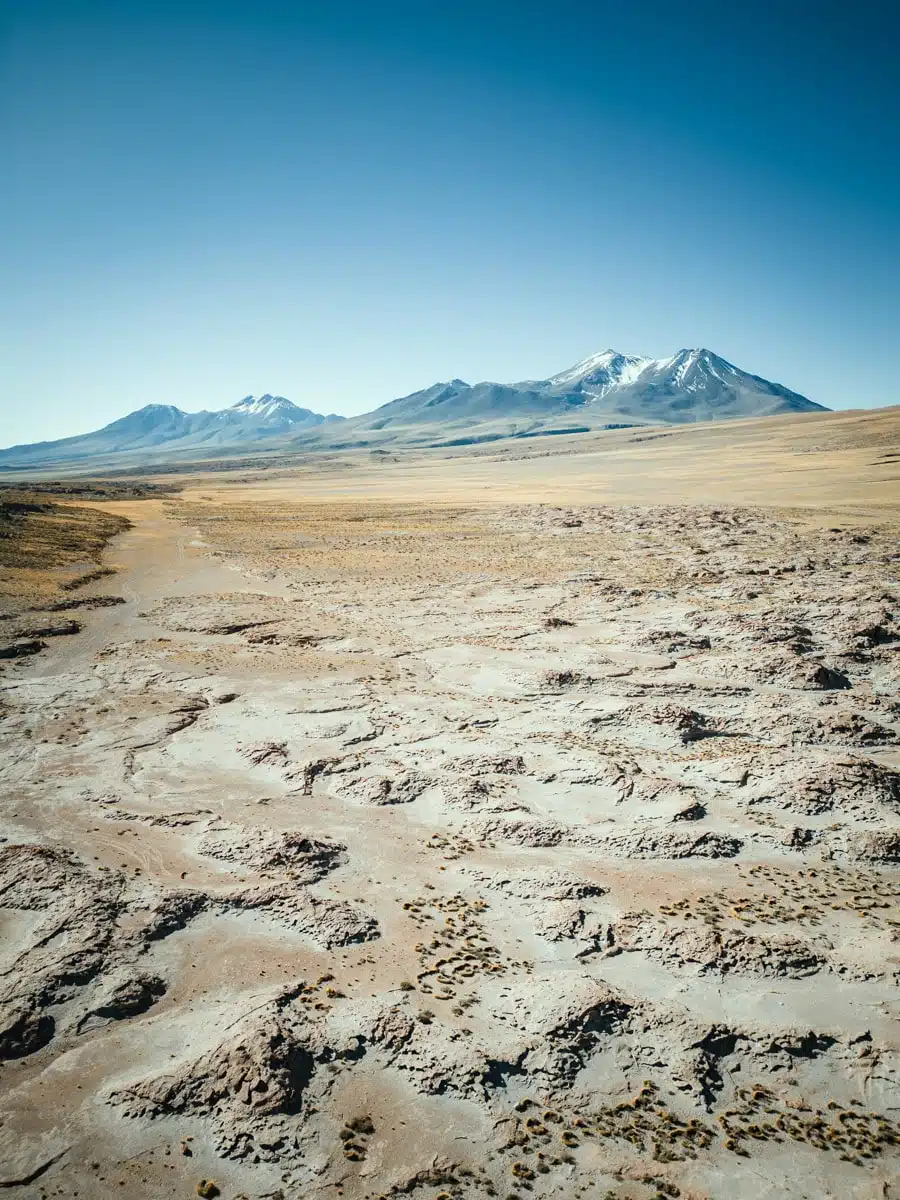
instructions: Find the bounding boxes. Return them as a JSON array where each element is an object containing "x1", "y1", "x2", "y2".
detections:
[{"x1": 2, "y1": 0, "x2": 899, "y2": 446}]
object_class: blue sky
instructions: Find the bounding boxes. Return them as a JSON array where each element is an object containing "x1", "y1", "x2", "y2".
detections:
[{"x1": 2, "y1": 0, "x2": 898, "y2": 445}]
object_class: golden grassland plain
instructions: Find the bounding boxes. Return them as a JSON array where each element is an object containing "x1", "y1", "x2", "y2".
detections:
[
  {"x1": 0, "y1": 404, "x2": 899, "y2": 1200},
  {"x1": 0, "y1": 482, "x2": 178, "y2": 616},
  {"x1": 159, "y1": 401, "x2": 900, "y2": 512},
  {"x1": 0, "y1": 490, "x2": 131, "y2": 613}
]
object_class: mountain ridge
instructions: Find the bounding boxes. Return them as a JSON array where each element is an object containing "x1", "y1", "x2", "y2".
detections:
[
  {"x1": 293, "y1": 346, "x2": 826, "y2": 448},
  {"x1": 0, "y1": 349, "x2": 828, "y2": 468},
  {"x1": 0, "y1": 395, "x2": 343, "y2": 467}
]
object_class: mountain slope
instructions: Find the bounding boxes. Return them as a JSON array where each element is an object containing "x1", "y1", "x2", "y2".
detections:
[
  {"x1": 350, "y1": 379, "x2": 589, "y2": 430},
  {"x1": 0, "y1": 396, "x2": 343, "y2": 469},
  {"x1": 294, "y1": 347, "x2": 826, "y2": 449}
]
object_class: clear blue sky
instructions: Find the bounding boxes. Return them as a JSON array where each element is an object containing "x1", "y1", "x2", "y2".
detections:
[{"x1": 2, "y1": 0, "x2": 898, "y2": 445}]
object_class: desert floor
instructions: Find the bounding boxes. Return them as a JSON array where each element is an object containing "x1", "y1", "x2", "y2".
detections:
[{"x1": 1, "y1": 409, "x2": 899, "y2": 1200}]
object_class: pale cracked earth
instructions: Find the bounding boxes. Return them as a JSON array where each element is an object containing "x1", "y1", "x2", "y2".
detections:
[{"x1": 2, "y1": 487, "x2": 900, "y2": 1200}]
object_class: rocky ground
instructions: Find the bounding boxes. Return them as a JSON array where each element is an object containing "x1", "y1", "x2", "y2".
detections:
[{"x1": 1, "y1": 492, "x2": 898, "y2": 1200}]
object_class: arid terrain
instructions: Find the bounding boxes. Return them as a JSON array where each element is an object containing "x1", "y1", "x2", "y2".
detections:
[{"x1": 1, "y1": 408, "x2": 899, "y2": 1200}]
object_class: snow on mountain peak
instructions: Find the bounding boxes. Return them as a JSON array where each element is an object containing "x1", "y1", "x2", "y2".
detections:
[
  {"x1": 231, "y1": 394, "x2": 298, "y2": 416},
  {"x1": 550, "y1": 349, "x2": 620, "y2": 386},
  {"x1": 542, "y1": 345, "x2": 789, "y2": 406},
  {"x1": 549, "y1": 348, "x2": 653, "y2": 396},
  {"x1": 667, "y1": 348, "x2": 741, "y2": 390}
]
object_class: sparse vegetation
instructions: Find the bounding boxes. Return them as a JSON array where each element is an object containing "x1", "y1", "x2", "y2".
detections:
[
  {"x1": 4, "y1": 476, "x2": 900, "y2": 1200},
  {"x1": 0, "y1": 488, "x2": 130, "y2": 617}
]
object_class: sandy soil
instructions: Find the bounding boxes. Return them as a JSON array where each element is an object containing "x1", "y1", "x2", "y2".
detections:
[{"x1": 1, "y1": 412, "x2": 899, "y2": 1200}]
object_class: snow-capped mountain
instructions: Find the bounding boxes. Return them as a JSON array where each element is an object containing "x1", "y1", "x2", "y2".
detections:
[
  {"x1": 232, "y1": 394, "x2": 290, "y2": 417},
  {"x1": 310, "y1": 346, "x2": 826, "y2": 447},
  {"x1": 224, "y1": 394, "x2": 346, "y2": 433},
  {"x1": 537, "y1": 347, "x2": 826, "y2": 423},
  {"x1": 544, "y1": 349, "x2": 652, "y2": 395},
  {"x1": 0, "y1": 395, "x2": 344, "y2": 469},
  {"x1": 0, "y1": 348, "x2": 827, "y2": 468}
]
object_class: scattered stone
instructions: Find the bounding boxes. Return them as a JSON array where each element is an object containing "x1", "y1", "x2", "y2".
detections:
[
  {"x1": 0, "y1": 639, "x2": 46, "y2": 659},
  {"x1": 198, "y1": 828, "x2": 347, "y2": 881}
]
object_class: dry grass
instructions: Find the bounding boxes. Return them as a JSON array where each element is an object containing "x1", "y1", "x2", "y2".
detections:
[
  {"x1": 174, "y1": 497, "x2": 700, "y2": 589},
  {"x1": 166, "y1": 403, "x2": 900, "y2": 514},
  {"x1": 0, "y1": 479, "x2": 179, "y2": 500},
  {"x1": 0, "y1": 490, "x2": 131, "y2": 614}
]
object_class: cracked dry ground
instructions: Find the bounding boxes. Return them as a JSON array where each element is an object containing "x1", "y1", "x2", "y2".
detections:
[{"x1": 1, "y1": 495, "x2": 900, "y2": 1200}]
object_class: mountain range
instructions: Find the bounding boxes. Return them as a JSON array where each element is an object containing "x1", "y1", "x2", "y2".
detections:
[
  {"x1": 0, "y1": 348, "x2": 827, "y2": 469},
  {"x1": 0, "y1": 395, "x2": 343, "y2": 470},
  {"x1": 323, "y1": 348, "x2": 825, "y2": 448}
]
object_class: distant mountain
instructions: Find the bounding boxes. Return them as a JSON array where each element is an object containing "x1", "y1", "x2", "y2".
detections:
[
  {"x1": 535, "y1": 348, "x2": 826, "y2": 424},
  {"x1": 0, "y1": 395, "x2": 344, "y2": 469},
  {"x1": 0, "y1": 349, "x2": 828, "y2": 470},
  {"x1": 301, "y1": 347, "x2": 826, "y2": 448},
  {"x1": 351, "y1": 378, "x2": 590, "y2": 429}
]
